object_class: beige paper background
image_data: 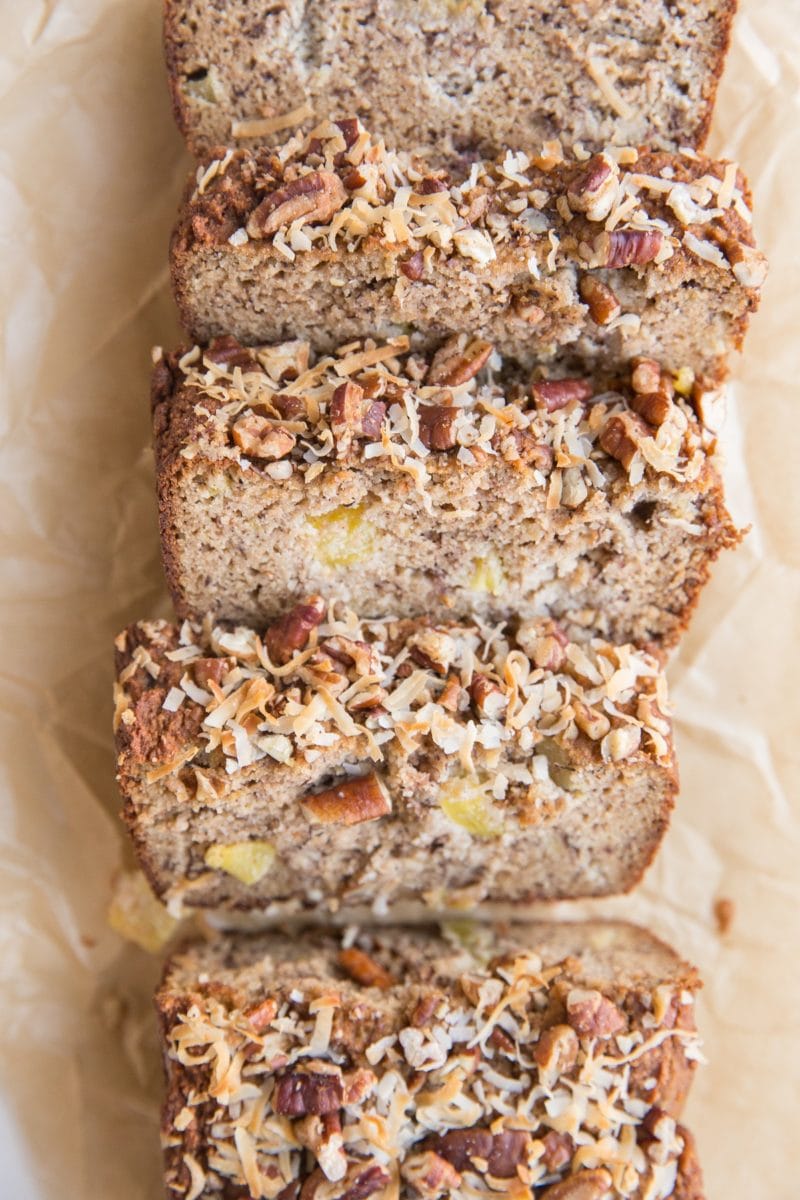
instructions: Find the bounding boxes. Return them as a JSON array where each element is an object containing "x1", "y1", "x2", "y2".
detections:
[{"x1": 0, "y1": 1, "x2": 797, "y2": 1195}]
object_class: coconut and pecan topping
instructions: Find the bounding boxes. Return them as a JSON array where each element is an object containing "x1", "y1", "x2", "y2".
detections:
[{"x1": 163, "y1": 936, "x2": 701, "y2": 1200}]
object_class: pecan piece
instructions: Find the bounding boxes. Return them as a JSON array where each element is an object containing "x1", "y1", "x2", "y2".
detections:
[
  {"x1": 400, "y1": 250, "x2": 425, "y2": 281},
  {"x1": 541, "y1": 1130, "x2": 575, "y2": 1173},
  {"x1": 302, "y1": 773, "x2": 392, "y2": 826},
  {"x1": 274, "y1": 1069, "x2": 344, "y2": 1116},
  {"x1": 246, "y1": 170, "x2": 346, "y2": 239},
  {"x1": 630, "y1": 391, "x2": 672, "y2": 427},
  {"x1": 233, "y1": 413, "x2": 296, "y2": 460},
  {"x1": 340, "y1": 1166, "x2": 390, "y2": 1200},
  {"x1": 244, "y1": 996, "x2": 278, "y2": 1033},
  {"x1": 517, "y1": 620, "x2": 570, "y2": 672},
  {"x1": 338, "y1": 947, "x2": 394, "y2": 989},
  {"x1": 321, "y1": 635, "x2": 379, "y2": 677},
  {"x1": 418, "y1": 403, "x2": 459, "y2": 451},
  {"x1": 578, "y1": 275, "x2": 621, "y2": 325},
  {"x1": 411, "y1": 992, "x2": 442, "y2": 1027},
  {"x1": 420, "y1": 176, "x2": 450, "y2": 194},
  {"x1": 274, "y1": 393, "x2": 307, "y2": 420},
  {"x1": 565, "y1": 988, "x2": 626, "y2": 1038},
  {"x1": 596, "y1": 228, "x2": 664, "y2": 269},
  {"x1": 192, "y1": 656, "x2": 234, "y2": 688},
  {"x1": 329, "y1": 380, "x2": 386, "y2": 454},
  {"x1": 427, "y1": 335, "x2": 493, "y2": 387},
  {"x1": 206, "y1": 335, "x2": 260, "y2": 371},
  {"x1": 723, "y1": 239, "x2": 768, "y2": 288},
  {"x1": 630, "y1": 357, "x2": 663, "y2": 395},
  {"x1": 407, "y1": 628, "x2": 457, "y2": 674},
  {"x1": 500, "y1": 427, "x2": 554, "y2": 471},
  {"x1": 401, "y1": 1150, "x2": 461, "y2": 1199},
  {"x1": 531, "y1": 378, "x2": 594, "y2": 413},
  {"x1": 599, "y1": 412, "x2": 650, "y2": 470},
  {"x1": 533, "y1": 1023, "x2": 579, "y2": 1075},
  {"x1": 437, "y1": 674, "x2": 464, "y2": 713},
  {"x1": 567, "y1": 153, "x2": 619, "y2": 222},
  {"x1": 469, "y1": 674, "x2": 508, "y2": 720},
  {"x1": 335, "y1": 118, "x2": 361, "y2": 149},
  {"x1": 540, "y1": 1169, "x2": 612, "y2": 1200},
  {"x1": 265, "y1": 595, "x2": 326, "y2": 665},
  {"x1": 430, "y1": 1129, "x2": 528, "y2": 1178}
]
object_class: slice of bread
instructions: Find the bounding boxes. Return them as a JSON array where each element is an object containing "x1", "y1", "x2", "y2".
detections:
[
  {"x1": 170, "y1": 121, "x2": 765, "y2": 381},
  {"x1": 164, "y1": 0, "x2": 737, "y2": 161},
  {"x1": 153, "y1": 335, "x2": 740, "y2": 648},
  {"x1": 157, "y1": 920, "x2": 704, "y2": 1199},
  {"x1": 114, "y1": 603, "x2": 677, "y2": 913}
]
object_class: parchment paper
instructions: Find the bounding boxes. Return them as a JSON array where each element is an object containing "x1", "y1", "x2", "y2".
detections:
[{"x1": 0, "y1": 2, "x2": 797, "y2": 1196}]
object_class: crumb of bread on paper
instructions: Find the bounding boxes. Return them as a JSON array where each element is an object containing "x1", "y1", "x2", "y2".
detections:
[{"x1": 713, "y1": 896, "x2": 735, "y2": 936}]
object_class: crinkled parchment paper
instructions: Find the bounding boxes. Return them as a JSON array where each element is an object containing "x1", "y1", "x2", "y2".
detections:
[{"x1": 0, "y1": 1, "x2": 798, "y2": 1195}]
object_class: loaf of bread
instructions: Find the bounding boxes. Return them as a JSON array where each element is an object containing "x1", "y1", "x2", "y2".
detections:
[
  {"x1": 153, "y1": 334, "x2": 739, "y2": 649},
  {"x1": 114, "y1": 603, "x2": 677, "y2": 914},
  {"x1": 170, "y1": 121, "x2": 765, "y2": 380},
  {"x1": 164, "y1": 0, "x2": 736, "y2": 161},
  {"x1": 157, "y1": 920, "x2": 704, "y2": 1199}
]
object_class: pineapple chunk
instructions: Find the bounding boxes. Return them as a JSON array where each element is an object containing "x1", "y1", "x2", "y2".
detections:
[
  {"x1": 673, "y1": 366, "x2": 695, "y2": 397},
  {"x1": 107, "y1": 869, "x2": 179, "y2": 954},
  {"x1": 469, "y1": 551, "x2": 506, "y2": 596},
  {"x1": 439, "y1": 775, "x2": 504, "y2": 838},
  {"x1": 308, "y1": 504, "x2": 377, "y2": 568},
  {"x1": 204, "y1": 840, "x2": 276, "y2": 885}
]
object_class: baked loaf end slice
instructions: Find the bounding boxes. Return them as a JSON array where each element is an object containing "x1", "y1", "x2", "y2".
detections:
[
  {"x1": 157, "y1": 920, "x2": 705, "y2": 1200},
  {"x1": 170, "y1": 121, "x2": 765, "y2": 380},
  {"x1": 114, "y1": 604, "x2": 677, "y2": 914},
  {"x1": 164, "y1": 0, "x2": 736, "y2": 159},
  {"x1": 153, "y1": 334, "x2": 740, "y2": 648}
]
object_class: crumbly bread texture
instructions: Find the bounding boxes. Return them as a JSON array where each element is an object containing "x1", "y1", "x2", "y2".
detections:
[
  {"x1": 153, "y1": 334, "x2": 739, "y2": 648},
  {"x1": 114, "y1": 603, "x2": 677, "y2": 914},
  {"x1": 164, "y1": 0, "x2": 736, "y2": 160},
  {"x1": 157, "y1": 920, "x2": 705, "y2": 1200},
  {"x1": 170, "y1": 120, "x2": 765, "y2": 380}
]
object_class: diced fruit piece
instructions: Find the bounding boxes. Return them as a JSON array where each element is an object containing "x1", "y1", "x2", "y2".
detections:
[
  {"x1": 439, "y1": 776, "x2": 504, "y2": 838},
  {"x1": 308, "y1": 505, "x2": 377, "y2": 568},
  {"x1": 204, "y1": 840, "x2": 276, "y2": 885},
  {"x1": 469, "y1": 552, "x2": 505, "y2": 596},
  {"x1": 107, "y1": 869, "x2": 179, "y2": 953}
]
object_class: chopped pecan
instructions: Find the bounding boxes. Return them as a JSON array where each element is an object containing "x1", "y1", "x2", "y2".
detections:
[
  {"x1": 596, "y1": 228, "x2": 664, "y2": 269},
  {"x1": 246, "y1": 170, "x2": 346, "y2": 239},
  {"x1": 430, "y1": 1129, "x2": 528, "y2": 1178},
  {"x1": 469, "y1": 674, "x2": 508, "y2": 720},
  {"x1": 513, "y1": 298, "x2": 545, "y2": 324},
  {"x1": 599, "y1": 412, "x2": 650, "y2": 470},
  {"x1": 244, "y1": 996, "x2": 278, "y2": 1033},
  {"x1": 338, "y1": 947, "x2": 394, "y2": 989},
  {"x1": 401, "y1": 1150, "x2": 461, "y2": 1199},
  {"x1": 274, "y1": 1069, "x2": 344, "y2": 1116},
  {"x1": 572, "y1": 701, "x2": 611, "y2": 741},
  {"x1": 205, "y1": 335, "x2": 260, "y2": 371},
  {"x1": 501, "y1": 428, "x2": 554, "y2": 471},
  {"x1": 336, "y1": 118, "x2": 361, "y2": 149},
  {"x1": 295, "y1": 1113, "x2": 346, "y2": 1182},
  {"x1": 400, "y1": 250, "x2": 425, "y2": 281},
  {"x1": 274, "y1": 393, "x2": 307, "y2": 420},
  {"x1": 488, "y1": 1027, "x2": 516, "y2": 1056},
  {"x1": 418, "y1": 403, "x2": 459, "y2": 451},
  {"x1": 566, "y1": 988, "x2": 626, "y2": 1038},
  {"x1": 300, "y1": 1164, "x2": 389, "y2": 1200},
  {"x1": 348, "y1": 685, "x2": 387, "y2": 712},
  {"x1": 411, "y1": 992, "x2": 442, "y2": 1027},
  {"x1": 407, "y1": 628, "x2": 456, "y2": 674},
  {"x1": 343, "y1": 1068, "x2": 377, "y2": 1106},
  {"x1": 630, "y1": 390, "x2": 672, "y2": 427},
  {"x1": 265, "y1": 596, "x2": 325, "y2": 665},
  {"x1": 437, "y1": 674, "x2": 463, "y2": 713},
  {"x1": 233, "y1": 413, "x2": 296, "y2": 460},
  {"x1": 427, "y1": 335, "x2": 493, "y2": 387},
  {"x1": 531, "y1": 378, "x2": 594, "y2": 413},
  {"x1": 539, "y1": 1169, "x2": 612, "y2": 1199},
  {"x1": 578, "y1": 275, "x2": 621, "y2": 325},
  {"x1": 192, "y1": 656, "x2": 234, "y2": 688},
  {"x1": 320, "y1": 636, "x2": 378, "y2": 677},
  {"x1": 541, "y1": 1130, "x2": 575, "y2": 1173},
  {"x1": 533, "y1": 1023, "x2": 579, "y2": 1075},
  {"x1": 567, "y1": 153, "x2": 619, "y2": 222},
  {"x1": 517, "y1": 620, "x2": 569, "y2": 672},
  {"x1": 340, "y1": 1166, "x2": 390, "y2": 1200},
  {"x1": 723, "y1": 239, "x2": 768, "y2": 288},
  {"x1": 419, "y1": 176, "x2": 449, "y2": 194},
  {"x1": 630, "y1": 357, "x2": 663, "y2": 395},
  {"x1": 330, "y1": 380, "x2": 386, "y2": 454},
  {"x1": 303, "y1": 773, "x2": 392, "y2": 826}
]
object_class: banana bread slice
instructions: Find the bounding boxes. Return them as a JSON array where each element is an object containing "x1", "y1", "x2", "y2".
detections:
[
  {"x1": 153, "y1": 335, "x2": 740, "y2": 648},
  {"x1": 157, "y1": 920, "x2": 705, "y2": 1199},
  {"x1": 170, "y1": 121, "x2": 765, "y2": 380},
  {"x1": 164, "y1": 0, "x2": 736, "y2": 161},
  {"x1": 114, "y1": 604, "x2": 677, "y2": 914}
]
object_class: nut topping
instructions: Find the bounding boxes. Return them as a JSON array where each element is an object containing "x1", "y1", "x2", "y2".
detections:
[
  {"x1": 567, "y1": 153, "x2": 619, "y2": 222},
  {"x1": 630, "y1": 357, "x2": 663, "y2": 396},
  {"x1": 599, "y1": 412, "x2": 650, "y2": 470},
  {"x1": 265, "y1": 596, "x2": 326, "y2": 665},
  {"x1": 566, "y1": 988, "x2": 626, "y2": 1038},
  {"x1": 206, "y1": 335, "x2": 260, "y2": 370},
  {"x1": 540, "y1": 1168, "x2": 612, "y2": 1199},
  {"x1": 427, "y1": 335, "x2": 493, "y2": 387},
  {"x1": 401, "y1": 1150, "x2": 461, "y2": 1198},
  {"x1": 595, "y1": 228, "x2": 664, "y2": 269},
  {"x1": 246, "y1": 170, "x2": 346, "y2": 239},
  {"x1": 274, "y1": 1069, "x2": 344, "y2": 1116},
  {"x1": 302, "y1": 773, "x2": 392, "y2": 826},
  {"x1": 533, "y1": 1023, "x2": 579, "y2": 1075},
  {"x1": 407, "y1": 628, "x2": 457, "y2": 674},
  {"x1": 630, "y1": 390, "x2": 672, "y2": 427},
  {"x1": 417, "y1": 403, "x2": 459, "y2": 451},
  {"x1": 429, "y1": 1128, "x2": 528, "y2": 1178},
  {"x1": 330, "y1": 380, "x2": 386, "y2": 455},
  {"x1": 469, "y1": 674, "x2": 508, "y2": 720},
  {"x1": 233, "y1": 413, "x2": 296, "y2": 460},
  {"x1": 541, "y1": 1130, "x2": 575, "y2": 1173},
  {"x1": 578, "y1": 275, "x2": 621, "y2": 325},
  {"x1": 400, "y1": 250, "x2": 425, "y2": 281},
  {"x1": 338, "y1": 947, "x2": 394, "y2": 989},
  {"x1": 531, "y1": 378, "x2": 594, "y2": 413}
]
